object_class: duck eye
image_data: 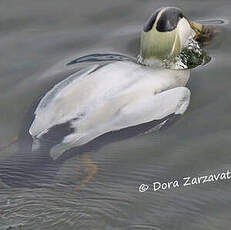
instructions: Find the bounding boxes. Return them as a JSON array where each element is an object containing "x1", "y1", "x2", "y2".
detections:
[
  {"x1": 143, "y1": 8, "x2": 162, "y2": 32},
  {"x1": 156, "y1": 8, "x2": 184, "y2": 32}
]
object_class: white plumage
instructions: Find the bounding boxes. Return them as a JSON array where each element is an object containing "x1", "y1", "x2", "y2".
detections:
[
  {"x1": 29, "y1": 61, "x2": 190, "y2": 159},
  {"x1": 28, "y1": 6, "x2": 201, "y2": 159}
]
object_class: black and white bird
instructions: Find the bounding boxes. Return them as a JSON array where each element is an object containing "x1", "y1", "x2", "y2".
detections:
[{"x1": 28, "y1": 7, "x2": 202, "y2": 160}]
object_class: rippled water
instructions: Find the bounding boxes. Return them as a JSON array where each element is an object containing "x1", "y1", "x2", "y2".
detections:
[{"x1": 0, "y1": 0, "x2": 231, "y2": 229}]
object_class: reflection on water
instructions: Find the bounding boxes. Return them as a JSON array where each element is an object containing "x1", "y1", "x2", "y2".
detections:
[
  {"x1": 66, "y1": 53, "x2": 136, "y2": 65},
  {"x1": 0, "y1": 0, "x2": 231, "y2": 229}
]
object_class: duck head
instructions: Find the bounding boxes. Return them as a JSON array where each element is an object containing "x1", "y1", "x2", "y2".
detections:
[{"x1": 140, "y1": 7, "x2": 202, "y2": 66}]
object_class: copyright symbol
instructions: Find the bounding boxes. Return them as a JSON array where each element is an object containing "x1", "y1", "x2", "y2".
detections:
[{"x1": 139, "y1": 184, "x2": 149, "y2": 192}]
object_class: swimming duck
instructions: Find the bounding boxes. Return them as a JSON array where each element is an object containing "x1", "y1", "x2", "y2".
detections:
[{"x1": 29, "y1": 7, "x2": 203, "y2": 160}]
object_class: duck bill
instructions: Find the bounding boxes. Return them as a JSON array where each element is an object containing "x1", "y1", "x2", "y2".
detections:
[{"x1": 189, "y1": 21, "x2": 203, "y2": 39}]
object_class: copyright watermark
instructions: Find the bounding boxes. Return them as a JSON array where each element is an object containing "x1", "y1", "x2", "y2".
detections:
[
  {"x1": 139, "y1": 184, "x2": 150, "y2": 192},
  {"x1": 139, "y1": 169, "x2": 231, "y2": 192}
]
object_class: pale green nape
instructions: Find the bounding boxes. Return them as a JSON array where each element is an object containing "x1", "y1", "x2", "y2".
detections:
[{"x1": 140, "y1": 27, "x2": 181, "y2": 61}]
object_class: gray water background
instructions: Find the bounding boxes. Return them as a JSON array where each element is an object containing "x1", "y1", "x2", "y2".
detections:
[{"x1": 0, "y1": 0, "x2": 231, "y2": 229}]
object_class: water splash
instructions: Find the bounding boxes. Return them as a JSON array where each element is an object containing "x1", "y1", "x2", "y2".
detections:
[{"x1": 163, "y1": 38, "x2": 211, "y2": 70}]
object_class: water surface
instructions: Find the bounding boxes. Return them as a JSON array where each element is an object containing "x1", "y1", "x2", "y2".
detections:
[{"x1": 0, "y1": 0, "x2": 231, "y2": 229}]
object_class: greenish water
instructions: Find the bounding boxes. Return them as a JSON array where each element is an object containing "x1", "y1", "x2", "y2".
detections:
[{"x1": 0, "y1": 0, "x2": 231, "y2": 229}]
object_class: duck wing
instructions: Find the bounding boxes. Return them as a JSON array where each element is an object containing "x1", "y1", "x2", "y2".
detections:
[{"x1": 29, "y1": 61, "x2": 190, "y2": 159}]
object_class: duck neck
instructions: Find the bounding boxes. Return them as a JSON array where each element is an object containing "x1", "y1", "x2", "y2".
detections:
[{"x1": 137, "y1": 54, "x2": 168, "y2": 69}]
